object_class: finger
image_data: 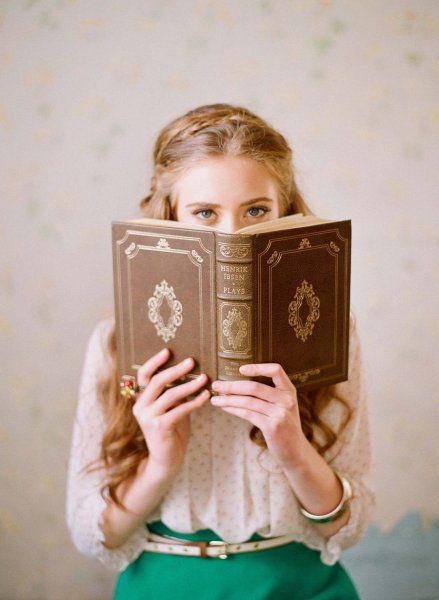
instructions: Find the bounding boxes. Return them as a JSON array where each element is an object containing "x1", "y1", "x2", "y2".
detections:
[
  {"x1": 215, "y1": 404, "x2": 266, "y2": 430},
  {"x1": 137, "y1": 373, "x2": 208, "y2": 415},
  {"x1": 160, "y1": 389, "x2": 211, "y2": 429},
  {"x1": 211, "y1": 394, "x2": 282, "y2": 418},
  {"x1": 139, "y1": 356, "x2": 196, "y2": 406},
  {"x1": 239, "y1": 363, "x2": 294, "y2": 390},
  {"x1": 137, "y1": 348, "x2": 171, "y2": 385},
  {"x1": 212, "y1": 380, "x2": 289, "y2": 405}
]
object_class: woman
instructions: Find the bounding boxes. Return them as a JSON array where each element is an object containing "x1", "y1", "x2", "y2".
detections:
[{"x1": 66, "y1": 103, "x2": 375, "y2": 599}]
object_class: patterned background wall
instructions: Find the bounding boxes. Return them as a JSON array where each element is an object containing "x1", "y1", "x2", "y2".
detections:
[{"x1": 1, "y1": 1, "x2": 438, "y2": 598}]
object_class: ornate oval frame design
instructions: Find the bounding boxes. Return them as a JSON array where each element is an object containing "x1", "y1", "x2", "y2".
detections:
[
  {"x1": 288, "y1": 279, "x2": 320, "y2": 342},
  {"x1": 147, "y1": 279, "x2": 183, "y2": 342}
]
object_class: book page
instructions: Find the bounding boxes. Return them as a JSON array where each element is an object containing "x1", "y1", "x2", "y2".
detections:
[
  {"x1": 124, "y1": 212, "x2": 330, "y2": 234},
  {"x1": 235, "y1": 213, "x2": 330, "y2": 233},
  {"x1": 124, "y1": 217, "x2": 215, "y2": 230}
]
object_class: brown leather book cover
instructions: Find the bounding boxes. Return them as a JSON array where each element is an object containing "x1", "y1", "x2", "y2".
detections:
[{"x1": 112, "y1": 216, "x2": 351, "y2": 393}]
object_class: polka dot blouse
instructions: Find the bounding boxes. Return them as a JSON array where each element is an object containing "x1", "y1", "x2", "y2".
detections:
[{"x1": 66, "y1": 313, "x2": 375, "y2": 572}]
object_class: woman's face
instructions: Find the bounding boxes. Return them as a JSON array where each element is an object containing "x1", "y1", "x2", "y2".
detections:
[{"x1": 172, "y1": 155, "x2": 281, "y2": 233}]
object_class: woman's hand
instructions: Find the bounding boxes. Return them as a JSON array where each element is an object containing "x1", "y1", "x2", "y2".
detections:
[
  {"x1": 132, "y1": 348, "x2": 211, "y2": 477},
  {"x1": 210, "y1": 363, "x2": 308, "y2": 472}
]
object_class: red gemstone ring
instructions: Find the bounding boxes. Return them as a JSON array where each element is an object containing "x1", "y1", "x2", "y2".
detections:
[{"x1": 120, "y1": 375, "x2": 145, "y2": 400}]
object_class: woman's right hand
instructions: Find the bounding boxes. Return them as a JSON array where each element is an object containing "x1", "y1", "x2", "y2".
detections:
[{"x1": 132, "y1": 348, "x2": 211, "y2": 477}]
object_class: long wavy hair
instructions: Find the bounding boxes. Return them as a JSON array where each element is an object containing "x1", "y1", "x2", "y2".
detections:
[{"x1": 84, "y1": 103, "x2": 354, "y2": 513}]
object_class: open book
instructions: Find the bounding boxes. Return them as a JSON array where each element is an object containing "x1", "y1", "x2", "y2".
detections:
[{"x1": 112, "y1": 213, "x2": 351, "y2": 392}]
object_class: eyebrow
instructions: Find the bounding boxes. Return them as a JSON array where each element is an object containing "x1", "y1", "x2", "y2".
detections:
[{"x1": 185, "y1": 197, "x2": 274, "y2": 208}]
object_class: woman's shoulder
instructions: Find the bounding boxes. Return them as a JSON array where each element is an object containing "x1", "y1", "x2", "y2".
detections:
[
  {"x1": 87, "y1": 314, "x2": 115, "y2": 348},
  {"x1": 336, "y1": 307, "x2": 369, "y2": 408},
  {"x1": 312, "y1": 309, "x2": 370, "y2": 459},
  {"x1": 317, "y1": 310, "x2": 365, "y2": 415},
  {"x1": 94, "y1": 313, "x2": 116, "y2": 335},
  {"x1": 82, "y1": 314, "x2": 116, "y2": 374},
  {"x1": 348, "y1": 309, "x2": 363, "y2": 369}
]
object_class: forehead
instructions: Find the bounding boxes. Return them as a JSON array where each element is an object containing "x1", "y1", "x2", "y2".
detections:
[{"x1": 174, "y1": 155, "x2": 278, "y2": 203}]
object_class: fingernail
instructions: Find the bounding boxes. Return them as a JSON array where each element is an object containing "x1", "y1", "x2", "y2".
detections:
[
  {"x1": 196, "y1": 373, "x2": 206, "y2": 380},
  {"x1": 183, "y1": 357, "x2": 193, "y2": 366}
]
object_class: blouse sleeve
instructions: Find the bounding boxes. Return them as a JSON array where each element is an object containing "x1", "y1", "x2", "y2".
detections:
[
  {"x1": 300, "y1": 315, "x2": 376, "y2": 566},
  {"x1": 65, "y1": 317, "x2": 150, "y2": 572}
]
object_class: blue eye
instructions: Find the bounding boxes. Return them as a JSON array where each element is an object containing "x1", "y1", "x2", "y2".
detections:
[
  {"x1": 196, "y1": 209, "x2": 214, "y2": 219},
  {"x1": 246, "y1": 206, "x2": 271, "y2": 218},
  {"x1": 193, "y1": 206, "x2": 271, "y2": 220},
  {"x1": 248, "y1": 207, "x2": 268, "y2": 217}
]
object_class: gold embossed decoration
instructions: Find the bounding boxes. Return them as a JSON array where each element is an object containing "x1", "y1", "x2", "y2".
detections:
[
  {"x1": 219, "y1": 243, "x2": 251, "y2": 259},
  {"x1": 191, "y1": 249, "x2": 203, "y2": 263},
  {"x1": 147, "y1": 279, "x2": 183, "y2": 342},
  {"x1": 291, "y1": 368, "x2": 321, "y2": 383},
  {"x1": 288, "y1": 279, "x2": 320, "y2": 342},
  {"x1": 222, "y1": 307, "x2": 248, "y2": 350},
  {"x1": 125, "y1": 242, "x2": 136, "y2": 256},
  {"x1": 299, "y1": 238, "x2": 311, "y2": 249},
  {"x1": 157, "y1": 238, "x2": 170, "y2": 249}
]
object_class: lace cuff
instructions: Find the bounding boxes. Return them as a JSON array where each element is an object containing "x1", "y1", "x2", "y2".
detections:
[
  {"x1": 301, "y1": 474, "x2": 376, "y2": 565},
  {"x1": 302, "y1": 314, "x2": 376, "y2": 565},
  {"x1": 65, "y1": 316, "x2": 152, "y2": 573},
  {"x1": 68, "y1": 486, "x2": 151, "y2": 573}
]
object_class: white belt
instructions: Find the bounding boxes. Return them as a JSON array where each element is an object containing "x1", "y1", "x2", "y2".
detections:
[{"x1": 144, "y1": 531, "x2": 297, "y2": 559}]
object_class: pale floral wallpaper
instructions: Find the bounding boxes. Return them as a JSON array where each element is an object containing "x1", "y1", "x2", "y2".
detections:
[{"x1": 1, "y1": 1, "x2": 438, "y2": 599}]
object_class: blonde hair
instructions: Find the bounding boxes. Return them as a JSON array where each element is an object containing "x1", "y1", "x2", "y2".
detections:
[{"x1": 84, "y1": 103, "x2": 353, "y2": 512}]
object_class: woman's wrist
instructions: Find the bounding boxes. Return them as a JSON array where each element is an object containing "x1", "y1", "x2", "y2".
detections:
[
  {"x1": 282, "y1": 439, "x2": 349, "y2": 518},
  {"x1": 100, "y1": 459, "x2": 179, "y2": 549},
  {"x1": 142, "y1": 457, "x2": 183, "y2": 483},
  {"x1": 297, "y1": 471, "x2": 352, "y2": 523}
]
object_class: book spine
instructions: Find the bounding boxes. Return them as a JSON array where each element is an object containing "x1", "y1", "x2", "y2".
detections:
[{"x1": 215, "y1": 233, "x2": 255, "y2": 380}]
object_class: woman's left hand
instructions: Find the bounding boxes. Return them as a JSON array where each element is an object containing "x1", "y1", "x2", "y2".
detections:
[{"x1": 210, "y1": 363, "x2": 309, "y2": 472}]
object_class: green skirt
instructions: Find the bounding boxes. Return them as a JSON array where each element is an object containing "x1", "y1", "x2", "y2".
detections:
[{"x1": 113, "y1": 520, "x2": 360, "y2": 600}]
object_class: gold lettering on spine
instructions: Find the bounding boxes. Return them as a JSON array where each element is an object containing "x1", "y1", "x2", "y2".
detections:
[
  {"x1": 223, "y1": 273, "x2": 245, "y2": 281},
  {"x1": 220, "y1": 264, "x2": 249, "y2": 272},
  {"x1": 223, "y1": 363, "x2": 240, "y2": 377},
  {"x1": 217, "y1": 259, "x2": 252, "y2": 298},
  {"x1": 216, "y1": 237, "x2": 253, "y2": 377}
]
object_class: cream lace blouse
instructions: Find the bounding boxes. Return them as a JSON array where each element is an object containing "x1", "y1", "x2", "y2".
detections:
[{"x1": 66, "y1": 314, "x2": 375, "y2": 572}]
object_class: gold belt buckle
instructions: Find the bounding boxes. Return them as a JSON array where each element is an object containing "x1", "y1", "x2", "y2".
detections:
[{"x1": 208, "y1": 540, "x2": 229, "y2": 559}]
